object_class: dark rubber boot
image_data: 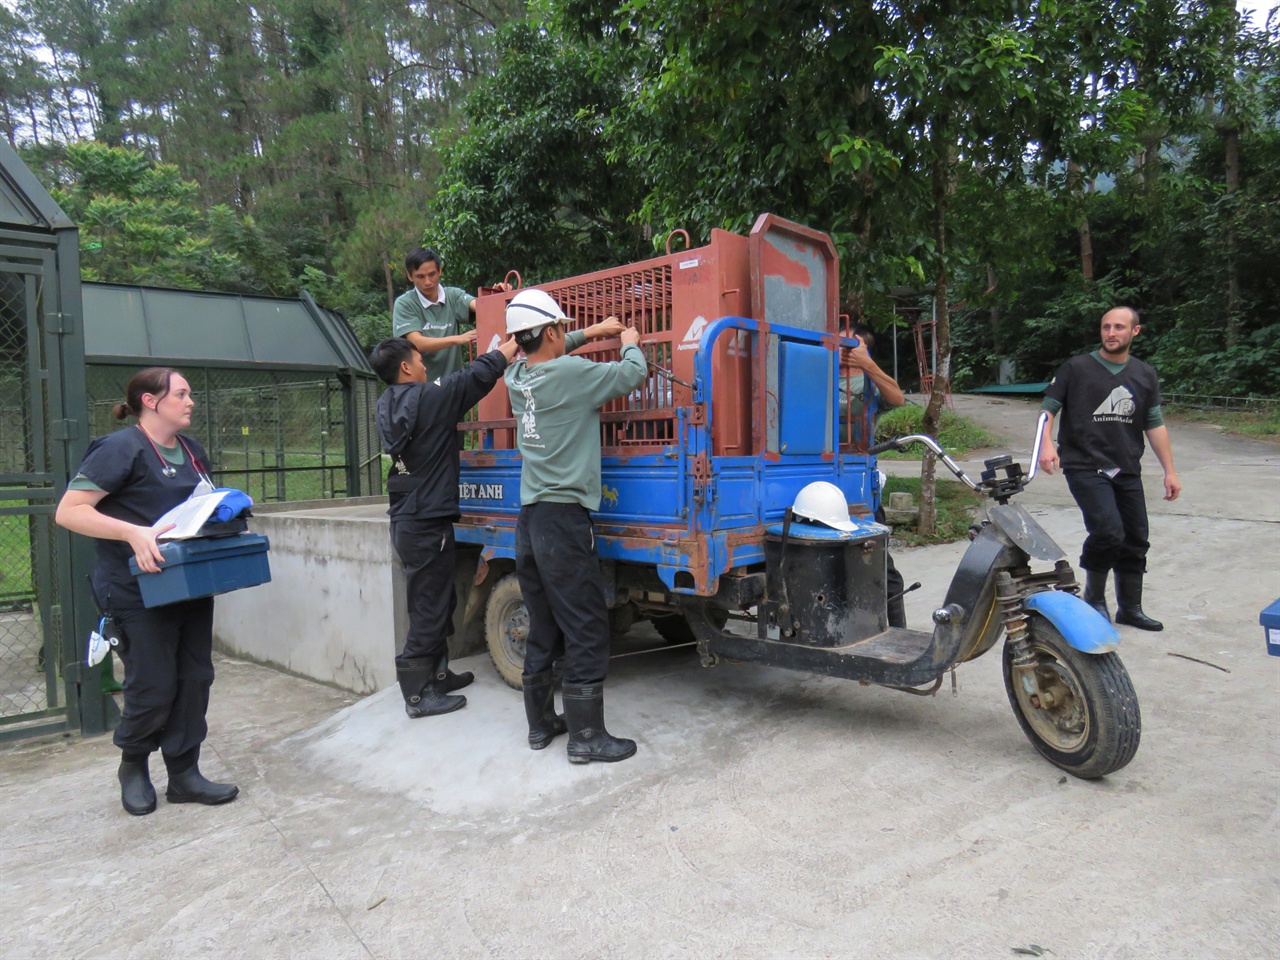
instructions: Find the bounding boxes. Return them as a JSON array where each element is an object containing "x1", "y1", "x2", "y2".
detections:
[
  {"x1": 1114, "y1": 571, "x2": 1163, "y2": 631},
  {"x1": 118, "y1": 756, "x2": 157, "y2": 816},
  {"x1": 165, "y1": 765, "x2": 239, "y2": 805},
  {"x1": 563, "y1": 683, "x2": 636, "y2": 764},
  {"x1": 523, "y1": 669, "x2": 566, "y2": 750},
  {"x1": 1083, "y1": 568, "x2": 1111, "y2": 622},
  {"x1": 397, "y1": 656, "x2": 466, "y2": 718},
  {"x1": 441, "y1": 668, "x2": 474, "y2": 693}
]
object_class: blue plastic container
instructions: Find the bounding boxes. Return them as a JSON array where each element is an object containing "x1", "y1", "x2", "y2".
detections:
[
  {"x1": 1261, "y1": 598, "x2": 1280, "y2": 657},
  {"x1": 129, "y1": 533, "x2": 271, "y2": 608}
]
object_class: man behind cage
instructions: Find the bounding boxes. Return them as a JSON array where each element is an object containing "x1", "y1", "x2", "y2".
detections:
[
  {"x1": 370, "y1": 333, "x2": 518, "y2": 717},
  {"x1": 391, "y1": 247, "x2": 511, "y2": 385},
  {"x1": 502, "y1": 289, "x2": 647, "y2": 763},
  {"x1": 1037, "y1": 306, "x2": 1181, "y2": 630},
  {"x1": 840, "y1": 322, "x2": 908, "y2": 627}
]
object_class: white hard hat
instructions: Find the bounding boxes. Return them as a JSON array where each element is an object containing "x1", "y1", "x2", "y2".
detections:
[
  {"x1": 792, "y1": 481, "x2": 856, "y2": 532},
  {"x1": 505, "y1": 288, "x2": 567, "y2": 335}
]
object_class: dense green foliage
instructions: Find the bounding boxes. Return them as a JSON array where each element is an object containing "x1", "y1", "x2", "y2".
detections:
[
  {"x1": 873, "y1": 405, "x2": 1003, "y2": 460},
  {"x1": 7, "y1": 0, "x2": 518, "y2": 315},
  {"x1": 2, "y1": 0, "x2": 1276, "y2": 405},
  {"x1": 880, "y1": 475, "x2": 986, "y2": 546}
]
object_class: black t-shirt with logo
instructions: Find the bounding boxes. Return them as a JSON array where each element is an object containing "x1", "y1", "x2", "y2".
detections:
[
  {"x1": 1044, "y1": 352, "x2": 1162, "y2": 476},
  {"x1": 72, "y1": 426, "x2": 210, "y2": 612}
]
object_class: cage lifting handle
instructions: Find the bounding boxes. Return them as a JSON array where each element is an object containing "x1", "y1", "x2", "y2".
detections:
[
  {"x1": 665, "y1": 229, "x2": 691, "y2": 256},
  {"x1": 504, "y1": 270, "x2": 522, "y2": 290}
]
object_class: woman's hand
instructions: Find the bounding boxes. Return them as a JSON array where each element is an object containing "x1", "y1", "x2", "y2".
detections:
[{"x1": 124, "y1": 523, "x2": 173, "y2": 574}]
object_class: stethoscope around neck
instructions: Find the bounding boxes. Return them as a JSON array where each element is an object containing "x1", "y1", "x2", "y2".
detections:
[{"x1": 137, "y1": 424, "x2": 212, "y2": 484}]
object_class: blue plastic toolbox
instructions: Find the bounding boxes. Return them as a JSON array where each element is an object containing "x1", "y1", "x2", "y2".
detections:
[
  {"x1": 129, "y1": 533, "x2": 271, "y2": 608},
  {"x1": 1262, "y1": 598, "x2": 1280, "y2": 657}
]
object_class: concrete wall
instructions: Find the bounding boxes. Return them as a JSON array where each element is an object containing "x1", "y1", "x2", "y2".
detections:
[
  {"x1": 213, "y1": 499, "x2": 402, "y2": 695},
  {"x1": 212, "y1": 497, "x2": 492, "y2": 696}
]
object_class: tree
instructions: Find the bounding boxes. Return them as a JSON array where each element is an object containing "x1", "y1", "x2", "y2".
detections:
[
  {"x1": 49, "y1": 142, "x2": 281, "y2": 292},
  {"x1": 872, "y1": 4, "x2": 1051, "y2": 534},
  {"x1": 0, "y1": 5, "x2": 55, "y2": 147},
  {"x1": 432, "y1": 21, "x2": 651, "y2": 287}
]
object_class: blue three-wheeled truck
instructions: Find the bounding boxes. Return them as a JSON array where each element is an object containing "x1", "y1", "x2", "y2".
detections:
[{"x1": 448, "y1": 214, "x2": 1140, "y2": 779}]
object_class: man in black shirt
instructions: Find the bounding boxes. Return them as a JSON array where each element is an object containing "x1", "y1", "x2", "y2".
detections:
[
  {"x1": 1037, "y1": 307, "x2": 1182, "y2": 630},
  {"x1": 372, "y1": 335, "x2": 518, "y2": 716}
]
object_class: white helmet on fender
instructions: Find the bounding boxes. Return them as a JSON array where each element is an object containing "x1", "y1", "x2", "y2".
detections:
[
  {"x1": 505, "y1": 288, "x2": 567, "y2": 335},
  {"x1": 792, "y1": 481, "x2": 856, "y2": 532}
]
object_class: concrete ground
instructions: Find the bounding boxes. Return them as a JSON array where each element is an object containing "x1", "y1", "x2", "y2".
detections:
[{"x1": 2, "y1": 397, "x2": 1277, "y2": 959}]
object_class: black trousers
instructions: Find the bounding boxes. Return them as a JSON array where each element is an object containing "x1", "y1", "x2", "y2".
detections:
[
  {"x1": 1064, "y1": 469, "x2": 1150, "y2": 574},
  {"x1": 515, "y1": 501, "x2": 611, "y2": 686},
  {"x1": 875, "y1": 505, "x2": 907, "y2": 629},
  {"x1": 112, "y1": 597, "x2": 215, "y2": 771},
  {"x1": 390, "y1": 516, "x2": 457, "y2": 664}
]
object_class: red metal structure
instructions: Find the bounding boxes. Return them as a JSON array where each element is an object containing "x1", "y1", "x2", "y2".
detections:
[{"x1": 467, "y1": 214, "x2": 843, "y2": 459}]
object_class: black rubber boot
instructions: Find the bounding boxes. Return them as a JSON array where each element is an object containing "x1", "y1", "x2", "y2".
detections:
[
  {"x1": 118, "y1": 755, "x2": 157, "y2": 816},
  {"x1": 563, "y1": 683, "x2": 636, "y2": 764},
  {"x1": 441, "y1": 668, "x2": 474, "y2": 693},
  {"x1": 165, "y1": 765, "x2": 239, "y2": 805},
  {"x1": 397, "y1": 656, "x2": 466, "y2": 718},
  {"x1": 523, "y1": 669, "x2": 567, "y2": 750},
  {"x1": 1114, "y1": 571, "x2": 1164, "y2": 631},
  {"x1": 1083, "y1": 568, "x2": 1111, "y2": 622}
]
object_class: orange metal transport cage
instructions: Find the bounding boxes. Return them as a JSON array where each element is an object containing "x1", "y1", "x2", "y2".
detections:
[
  {"x1": 464, "y1": 213, "x2": 847, "y2": 457},
  {"x1": 470, "y1": 228, "x2": 756, "y2": 456}
]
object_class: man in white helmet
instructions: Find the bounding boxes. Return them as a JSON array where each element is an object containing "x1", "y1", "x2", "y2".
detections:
[{"x1": 503, "y1": 289, "x2": 647, "y2": 763}]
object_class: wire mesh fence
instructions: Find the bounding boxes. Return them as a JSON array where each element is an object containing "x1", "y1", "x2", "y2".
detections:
[
  {"x1": 0, "y1": 513, "x2": 60, "y2": 719},
  {"x1": 85, "y1": 365, "x2": 382, "y2": 503},
  {"x1": 0, "y1": 265, "x2": 61, "y2": 722},
  {"x1": 1162, "y1": 394, "x2": 1280, "y2": 411}
]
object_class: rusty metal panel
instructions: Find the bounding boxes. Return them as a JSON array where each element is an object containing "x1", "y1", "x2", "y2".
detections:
[
  {"x1": 472, "y1": 228, "x2": 755, "y2": 458},
  {"x1": 748, "y1": 213, "x2": 839, "y2": 335}
]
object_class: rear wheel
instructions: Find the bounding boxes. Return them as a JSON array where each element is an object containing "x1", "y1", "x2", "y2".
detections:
[
  {"x1": 650, "y1": 606, "x2": 728, "y2": 644},
  {"x1": 1003, "y1": 614, "x2": 1140, "y2": 779},
  {"x1": 484, "y1": 574, "x2": 526, "y2": 690}
]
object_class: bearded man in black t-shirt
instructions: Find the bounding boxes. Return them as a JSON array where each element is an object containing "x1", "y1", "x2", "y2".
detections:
[{"x1": 1037, "y1": 307, "x2": 1182, "y2": 631}]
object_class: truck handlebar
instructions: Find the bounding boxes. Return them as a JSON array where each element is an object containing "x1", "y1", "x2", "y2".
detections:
[
  {"x1": 869, "y1": 434, "x2": 983, "y2": 492},
  {"x1": 874, "y1": 412, "x2": 1053, "y2": 500}
]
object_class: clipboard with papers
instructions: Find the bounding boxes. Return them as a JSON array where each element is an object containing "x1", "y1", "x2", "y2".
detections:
[{"x1": 151, "y1": 490, "x2": 252, "y2": 540}]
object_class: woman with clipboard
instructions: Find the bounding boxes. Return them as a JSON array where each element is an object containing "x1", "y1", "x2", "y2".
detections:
[{"x1": 56, "y1": 367, "x2": 238, "y2": 816}]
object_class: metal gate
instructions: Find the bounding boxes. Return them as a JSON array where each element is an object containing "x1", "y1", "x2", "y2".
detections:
[{"x1": 0, "y1": 231, "x2": 100, "y2": 742}]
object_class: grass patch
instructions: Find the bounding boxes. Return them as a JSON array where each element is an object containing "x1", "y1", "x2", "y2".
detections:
[
  {"x1": 874, "y1": 405, "x2": 1003, "y2": 459},
  {"x1": 1164, "y1": 403, "x2": 1280, "y2": 440},
  {"x1": 882, "y1": 475, "x2": 986, "y2": 546}
]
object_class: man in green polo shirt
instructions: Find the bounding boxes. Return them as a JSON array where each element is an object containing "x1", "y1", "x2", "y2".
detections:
[{"x1": 392, "y1": 247, "x2": 510, "y2": 384}]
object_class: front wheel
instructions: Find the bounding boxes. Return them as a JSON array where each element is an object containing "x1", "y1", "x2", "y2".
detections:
[{"x1": 1003, "y1": 614, "x2": 1141, "y2": 779}]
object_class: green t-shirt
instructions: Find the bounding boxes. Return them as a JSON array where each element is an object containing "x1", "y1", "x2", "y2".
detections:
[
  {"x1": 505, "y1": 335, "x2": 647, "y2": 510},
  {"x1": 391, "y1": 285, "x2": 474, "y2": 383}
]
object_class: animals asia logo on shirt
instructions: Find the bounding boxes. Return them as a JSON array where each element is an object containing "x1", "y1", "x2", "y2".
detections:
[{"x1": 1092, "y1": 386, "x2": 1137, "y2": 422}]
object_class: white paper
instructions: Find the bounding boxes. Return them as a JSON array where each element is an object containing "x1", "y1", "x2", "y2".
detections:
[{"x1": 151, "y1": 491, "x2": 236, "y2": 540}]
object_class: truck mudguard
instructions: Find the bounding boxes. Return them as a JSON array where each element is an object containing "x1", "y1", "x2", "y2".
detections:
[{"x1": 1023, "y1": 590, "x2": 1120, "y2": 654}]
